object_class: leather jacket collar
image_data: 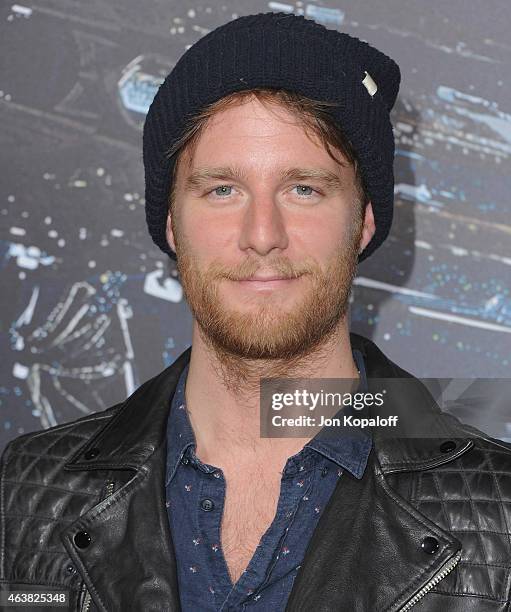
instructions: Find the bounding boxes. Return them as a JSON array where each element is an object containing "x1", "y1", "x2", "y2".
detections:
[
  {"x1": 64, "y1": 332, "x2": 473, "y2": 476},
  {"x1": 61, "y1": 333, "x2": 475, "y2": 611}
]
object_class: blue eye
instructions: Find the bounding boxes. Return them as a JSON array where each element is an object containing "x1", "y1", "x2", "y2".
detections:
[
  {"x1": 294, "y1": 185, "x2": 316, "y2": 197},
  {"x1": 211, "y1": 185, "x2": 232, "y2": 197}
]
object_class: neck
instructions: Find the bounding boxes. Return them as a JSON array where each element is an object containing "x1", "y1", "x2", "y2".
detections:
[{"x1": 183, "y1": 318, "x2": 359, "y2": 469}]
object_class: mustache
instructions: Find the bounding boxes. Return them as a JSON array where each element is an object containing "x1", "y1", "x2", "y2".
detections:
[{"x1": 209, "y1": 259, "x2": 312, "y2": 282}]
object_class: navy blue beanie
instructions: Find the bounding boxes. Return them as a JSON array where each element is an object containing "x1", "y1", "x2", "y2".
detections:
[{"x1": 143, "y1": 11, "x2": 401, "y2": 262}]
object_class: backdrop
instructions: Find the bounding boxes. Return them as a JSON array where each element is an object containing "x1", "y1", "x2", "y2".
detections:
[{"x1": 2, "y1": 1, "x2": 510, "y2": 453}]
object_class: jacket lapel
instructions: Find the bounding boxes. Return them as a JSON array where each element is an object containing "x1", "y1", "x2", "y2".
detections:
[
  {"x1": 61, "y1": 442, "x2": 181, "y2": 611},
  {"x1": 61, "y1": 347, "x2": 192, "y2": 612},
  {"x1": 284, "y1": 448, "x2": 463, "y2": 612}
]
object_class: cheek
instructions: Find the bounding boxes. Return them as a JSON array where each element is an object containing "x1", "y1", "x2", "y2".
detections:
[
  {"x1": 180, "y1": 207, "x2": 234, "y2": 256},
  {"x1": 293, "y1": 211, "x2": 351, "y2": 258}
]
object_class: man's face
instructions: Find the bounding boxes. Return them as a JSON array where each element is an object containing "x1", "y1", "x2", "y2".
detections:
[{"x1": 166, "y1": 97, "x2": 375, "y2": 360}]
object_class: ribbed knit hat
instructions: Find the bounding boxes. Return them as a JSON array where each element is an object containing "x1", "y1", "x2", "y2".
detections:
[{"x1": 143, "y1": 11, "x2": 400, "y2": 262}]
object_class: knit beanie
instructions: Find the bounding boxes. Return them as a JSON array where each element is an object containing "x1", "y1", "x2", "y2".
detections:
[{"x1": 143, "y1": 11, "x2": 401, "y2": 262}]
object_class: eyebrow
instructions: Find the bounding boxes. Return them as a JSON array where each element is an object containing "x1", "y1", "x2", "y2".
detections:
[{"x1": 183, "y1": 165, "x2": 347, "y2": 192}]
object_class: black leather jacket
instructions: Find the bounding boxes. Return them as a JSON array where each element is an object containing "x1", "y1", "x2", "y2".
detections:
[{"x1": 1, "y1": 333, "x2": 510, "y2": 611}]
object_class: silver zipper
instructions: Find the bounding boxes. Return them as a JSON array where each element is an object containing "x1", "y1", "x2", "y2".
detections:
[
  {"x1": 81, "y1": 588, "x2": 92, "y2": 612},
  {"x1": 79, "y1": 480, "x2": 115, "y2": 612},
  {"x1": 104, "y1": 481, "x2": 115, "y2": 497},
  {"x1": 399, "y1": 550, "x2": 462, "y2": 611}
]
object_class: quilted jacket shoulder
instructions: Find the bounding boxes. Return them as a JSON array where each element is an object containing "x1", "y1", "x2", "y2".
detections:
[
  {"x1": 0, "y1": 403, "x2": 123, "y2": 609},
  {"x1": 384, "y1": 420, "x2": 511, "y2": 606}
]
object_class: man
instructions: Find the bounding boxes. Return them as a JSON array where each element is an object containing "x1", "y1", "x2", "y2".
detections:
[{"x1": 1, "y1": 11, "x2": 510, "y2": 612}]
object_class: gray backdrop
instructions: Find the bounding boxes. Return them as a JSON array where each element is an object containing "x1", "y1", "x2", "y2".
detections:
[{"x1": 1, "y1": 1, "x2": 510, "y2": 453}]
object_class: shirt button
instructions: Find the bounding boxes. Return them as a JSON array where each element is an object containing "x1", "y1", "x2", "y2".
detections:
[
  {"x1": 181, "y1": 456, "x2": 190, "y2": 465},
  {"x1": 200, "y1": 498, "x2": 215, "y2": 511},
  {"x1": 321, "y1": 466, "x2": 329, "y2": 477}
]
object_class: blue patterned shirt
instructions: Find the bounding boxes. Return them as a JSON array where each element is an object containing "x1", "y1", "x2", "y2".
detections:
[{"x1": 165, "y1": 349, "x2": 371, "y2": 611}]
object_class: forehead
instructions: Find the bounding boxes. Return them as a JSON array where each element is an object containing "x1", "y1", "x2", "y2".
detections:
[
  {"x1": 197, "y1": 98, "x2": 315, "y2": 148},
  {"x1": 177, "y1": 97, "x2": 350, "y2": 176}
]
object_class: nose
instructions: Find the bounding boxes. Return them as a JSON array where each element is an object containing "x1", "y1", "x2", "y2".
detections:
[{"x1": 237, "y1": 192, "x2": 289, "y2": 256}]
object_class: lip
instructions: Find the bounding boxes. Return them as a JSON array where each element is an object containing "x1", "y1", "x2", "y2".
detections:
[
  {"x1": 235, "y1": 276, "x2": 301, "y2": 290},
  {"x1": 239, "y1": 275, "x2": 291, "y2": 281}
]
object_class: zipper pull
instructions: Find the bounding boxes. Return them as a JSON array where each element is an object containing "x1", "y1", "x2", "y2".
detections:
[
  {"x1": 103, "y1": 481, "x2": 115, "y2": 499},
  {"x1": 81, "y1": 587, "x2": 92, "y2": 612}
]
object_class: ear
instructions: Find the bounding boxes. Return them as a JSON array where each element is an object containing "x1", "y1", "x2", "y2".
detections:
[
  {"x1": 358, "y1": 201, "x2": 376, "y2": 255},
  {"x1": 166, "y1": 211, "x2": 177, "y2": 253}
]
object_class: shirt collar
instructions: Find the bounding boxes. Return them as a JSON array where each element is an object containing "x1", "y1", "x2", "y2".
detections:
[
  {"x1": 165, "y1": 348, "x2": 372, "y2": 485},
  {"x1": 165, "y1": 361, "x2": 195, "y2": 486},
  {"x1": 303, "y1": 348, "x2": 372, "y2": 479}
]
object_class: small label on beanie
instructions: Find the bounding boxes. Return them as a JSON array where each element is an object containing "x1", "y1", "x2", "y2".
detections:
[{"x1": 362, "y1": 71, "x2": 378, "y2": 97}]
